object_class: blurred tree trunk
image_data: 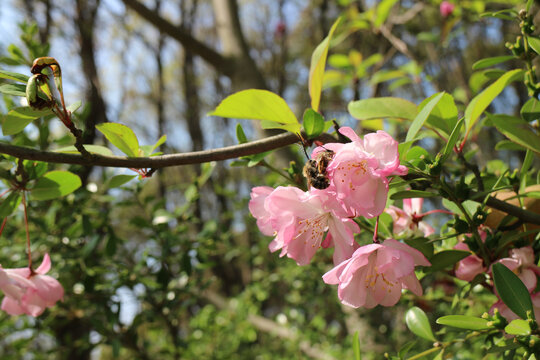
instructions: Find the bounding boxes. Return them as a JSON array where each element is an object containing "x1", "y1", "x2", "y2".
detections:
[{"x1": 75, "y1": 0, "x2": 109, "y2": 184}]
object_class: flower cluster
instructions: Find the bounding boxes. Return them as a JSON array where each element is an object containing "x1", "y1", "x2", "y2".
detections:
[
  {"x1": 0, "y1": 254, "x2": 63, "y2": 317},
  {"x1": 250, "y1": 127, "x2": 431, "y2": 308}
]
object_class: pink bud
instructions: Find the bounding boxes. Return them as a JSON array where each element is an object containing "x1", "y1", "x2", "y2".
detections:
[{"x1": 440, "y1": 1, "x2": 455, "y2": 17}]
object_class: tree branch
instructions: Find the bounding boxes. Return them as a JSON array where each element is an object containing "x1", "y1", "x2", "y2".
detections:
[
  {"x1": 120, "y1": 0, "x2": 233, "y2": 76},
  {"x1": 0, "y1": 132, "x2": 337, "y2": 169}
]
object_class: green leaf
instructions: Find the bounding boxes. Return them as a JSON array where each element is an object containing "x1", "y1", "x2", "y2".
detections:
[
  {"x1": 492, "y1": 262, "x2": 534, "y2": 320},
  {"x1": 495, "y1": 140, "x2": 526, "y2": 152},
  {"x1": 436, "y1": 315, "x2": 490, "y2": 330},
  {"x1": 421, "y1": 93, "x2": 458, "y2": 137},
  {"x1": 208, "y1": 89, "x2": 300, "y2": 134},
  {"x1": 0, "y1": 83, "x2": 27, "y2": 97},
  {"x1": 406, "y1": 92, "x2": 445, "y2": 143},
  {"x1": 520, "y1": 97, "x2": 540, "y2": 122},
  {"x1": 66, "y1": 100, "x2": 82, "y2": 114},
  {"x1": 54, "y1": 144, "x2": 113, "y2": 156},
  {"x1": 504, "y1": 319, "x2": 531, "y2": 336},
  {"x1": 472, "y1": 56, "x2": 515, "y2": 70},
  {"x1": 390, "y1": 190, "x2": 437, "y2": 200},
  {"x1": 0, "y1": 69, "x2": 29, "y2": 83},
  {"x1": 303, "y1": 109, "x2": 325, "y2": 138},
  {"x1": 0, "y1": 191, "x2": 21, "y2": 217},
  {"x1": 247, "y1": 151, "x2": 271, "y2": 167},
  {"x1": 108, "y1": 175, "x2": 137, "y2": 188},
  {"x1": 405, "y1": 307, "x2": 436, "y2": 342},
  {"x1": 488, "y1": 114, "x2": 540, "y2": 155},
  {"x1": 30, "y1": 170, "x2": 82, "y2": 201},
  {"x1": 348, "y1": 97, "x2": 417, "y2": 121},
  {"x1": 309, "y1": 17, "x2": 341, "y2": 112},
  {"x1": 352, "y1": 331, "x2": 361, "y2": 360},
  {"x1": 427, "y1": 250, "x2": 470, "y2": 272},
  {"x1": 2, "y1": 106, "x2": 52, "y2": 136},
  {"x1": 440, "y1": 118, "x2": 464, "y2": 163},
  {"x1": 464, "y1": 69, "x2": 523, "y2": 136},
  {"x1": 140, "y1": 135, "x2": 167, "y2": 157},
  {"x1": 527, "y1": 37, "x2": 540, "y2": 55},
  {"x1": 236, "y1": 123, "x2": 248, "y2": 144},
  {"x1": 96, "y1": 123, "x2": 140, "y2": 157},
  {"x1": 374, "y1": 0, "x2": 399, "y2": 27}
]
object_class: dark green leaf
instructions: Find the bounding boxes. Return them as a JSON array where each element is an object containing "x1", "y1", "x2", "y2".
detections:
[
  {"x1": 405, "y1": 307, "x2": 436, "y2": 341},
  {"x1": 303, "y1": 109, "x2": 325, "y2": 138},
  {"x1": 406, "y1": 92, "x2": 445, "y2": 143},
  {"x1": 495, "y1": 140, "x2": 526, "y2": 151},
  {"x1": 348, "y1": 97, "x2": 417, "y2": 120},
  {"x1": 236, "y1": 123, "x2": 248, "y2": 144},
  {"x1": 30, "y1": 171, "x2": 82, "y2": 201},
  {"x1": 440, "y1": 118, "x2": 464, "y2": 163},
  {"x1": 488, "y1": 114, "x2": 540, "y2": 155},
  {"x1": 0, "y1": 191, "x2": 21, "y2": 217},
  {"x1": 427, "y1": 250, "x2": 470, "y2": 272},
  {"x1": 436, "y1": 315, "x2": 490, "y2": 330},
  {"x1": 472, "y1": 56, "x2": 515, "y2": 70},
  {"x1": 493, "y1": 262, "x2": 534, "y2": 320},
  {"x1": 0, "y1": 83, "x2": 27, "y2": 97},
  {"x1": 504, "y1": 319, "x2": 531, "y2": 335},
  {"x1": 96, "y1": 123, "x2": 140, "y2": 157},
  {"x1": 390, "y1": 190, "x2": 437, "y2": 200},
  {"x1": 520, "y1": 98, "x2": 540, "y2": 122}
]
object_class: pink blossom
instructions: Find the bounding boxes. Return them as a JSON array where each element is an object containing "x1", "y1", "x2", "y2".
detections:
[
  {"x1": 249, "y1": 186, "x2": 360, "y2": 266},
  {"x1": 323, "y1": 239, "x2": 430, "y2": 308},
  {"x1": 385, "y1": 198, "x2": 437, "y2": 237},
  {"x1": 490, "y1": 292, "x2": 540, "y2": 323},
  {"x1": 0, "y1": 254, "x2": 64, "y2": 316},
  {"x1": 454, "y1": 242, "x2": 485, "y2": 282},
  {"x1": 494, "y1": 247, "x2": 540, "y2": 292},
  {"x1": 314, "y1": 127, "x2": 406, "y2": 218},
  {"x1": 440, "y1": 1, "x2": 455, "y2": 17}
]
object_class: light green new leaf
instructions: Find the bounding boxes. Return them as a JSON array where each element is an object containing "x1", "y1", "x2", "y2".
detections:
[
  {"x1": 472, "y1": 56, "x2": 514, "y2": 70},
  {"x1": 521, "y1": 97, "x2": 540, "y2": 122},
  {"x1": 405, "y1": 92, "x2": 445, "y2": 143},
  {"x1": 30, "y1": 171, "x2": 82, "y2": 201},
  {"x1": 405, "y1": 307, "x2": 436, "y2": 341},
  {"x1": 527, "y1": 37, "x2": 540, "y2": 55},
  {"x1": 303, "y1": 109, "x2": 325, "y2": 138},
  {"x1": 2, "y1": 106, "x2": 52, "y2": 135},
  {"x1": 374, "y1": 0, "x2": 399, "y2": 27},
  {"x1": 0, "y1": 69, "x2": 29, "y2": 83},
  {"x1": 0, "y1": 191, "x2": 21, "y2": 217},
  {"x1": 493, "y1": 262, "x2": 534, "y2": 320},
  {"x1": 54, "y1": 145, "x2": 113, "y2": 156},
  {"x1": 140, "y1": 135, "x2": 167, "y2": 157},
  {"x1": 96, "y1": 123, "x2": 140, "y2": 157},
  {"x1": 440, "y1": 118, "x2": 464, "y2": 163},
  {"x1": 488, "y1": 114, "x2": 540, "y2": 155},
  {"x1": 209, "y1": 89, "x2": 300, "y2": 134},
  {"x1": 505, "y1": 319, "x2": 531, "y2": 336},
  {"x1": 348, "y1": 97, "x2": 417, "y2": 120},
  {"x1": 421, "y1": 92, "x2": 458, "y2": 136},
  {"x1": 464, "y1": 69, "x2": 523, "y2": 135},
  {"x1": 108, "y1": 175, "x2": 137, "y2": 188},
  {"x1": 436, "y1": 315, "x2": 490, "y2": 330},
  {"x1": 66, "y1": 100, "x2": 82, "y2": 114},
  {"x1": 236, "y1": 124, "x2": 248, "y2": 144},
  {"x1": 309, "y1": 17, "x2": 341, "y2": 112},
  {"x1": 352, "y1": 331, "x2": 361, "y2": 360}
]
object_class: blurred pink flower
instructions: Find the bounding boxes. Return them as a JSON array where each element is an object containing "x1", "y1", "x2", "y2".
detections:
[
  {"x1": 385, "y1": 198, "x2": 440, "y2": 237},
  {"x1": 494, "y1": 247, "x2": 540, "y2": 293},
  {"x1": 454, "y1": 242, "x2": 485, "y2": 282},
  {"x1": 323, "y1": 239, "x2": 430, "y2": 308},
  {"x1": 440, "y1": 1, "x2": 455, "y2": 17},
  {"x1": 490, "y1": 292, "x2": 540, "y2": 323},
  {"x1": 314, "y1": 127, "x2": 406, "y2": 218},
  {"x1": 249, "y1": 186, "x2": 360, "y2": 266},
  {"x1": 0, "y1": 254, "x2": 64, "y2": 317}
]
